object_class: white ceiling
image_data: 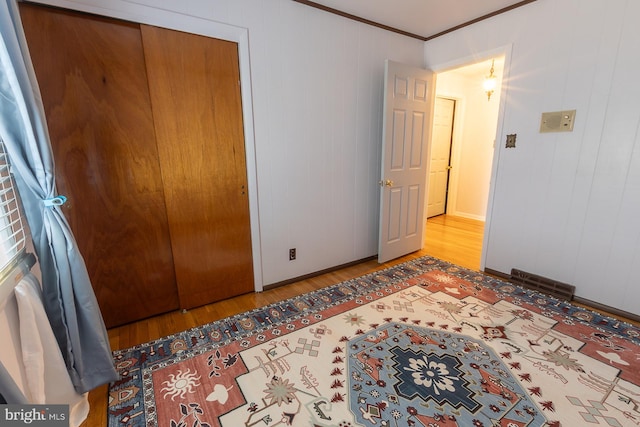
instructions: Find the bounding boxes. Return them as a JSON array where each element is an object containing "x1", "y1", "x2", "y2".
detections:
[{"x1": 301, "y1": 0, "x2": 533, "y2": 39}]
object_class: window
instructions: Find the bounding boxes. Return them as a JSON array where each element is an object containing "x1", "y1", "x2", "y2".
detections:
[{"x1": 0, "y1": 137, "x2": 26, "y2": 273}]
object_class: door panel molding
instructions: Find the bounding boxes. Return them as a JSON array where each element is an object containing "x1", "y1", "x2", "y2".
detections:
[
  {"x1": 427, "y1": 97, "x2": 455, "y2": 217},
  {"x1": 378, "y1": 60, "x2": 435, "y2": 263}
]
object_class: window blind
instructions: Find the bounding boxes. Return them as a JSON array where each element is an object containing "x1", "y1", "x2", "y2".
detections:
[{"x1": 0, "y1": 137, "x2": 26, "y2": 272}]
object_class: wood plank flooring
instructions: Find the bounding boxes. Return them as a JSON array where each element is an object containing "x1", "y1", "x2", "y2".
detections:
[
  {"x1": 422, "y1": 214, "x2": 484, "y2": 270},
  {"x1": 81, "y1": 214, "x2": 636, "y2": 426},
  {"x1": 105, "y1": 215, "x2": 483, "y2": 351}
]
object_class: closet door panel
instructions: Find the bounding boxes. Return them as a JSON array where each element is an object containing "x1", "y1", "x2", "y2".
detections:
[
  {"x1": 141, "y1": 25, "x2": 254, "y2": 309},
  {"x1": 20, "y1": 4, "x2": 179, "y2": 327}
]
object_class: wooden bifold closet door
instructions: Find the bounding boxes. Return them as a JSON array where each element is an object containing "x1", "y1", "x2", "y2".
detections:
[
  {"x1": 19, "y1": 4, "x2": 254, "y2": 327},
  {"x1": 140, "y1": 25, "x2": 254, "y2": 311}
]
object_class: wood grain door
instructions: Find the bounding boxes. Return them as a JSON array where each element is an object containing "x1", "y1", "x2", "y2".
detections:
[
  {"x1": 19, "y1": 4, "x2": 180, "y2": 327},
  {"x1": 141, "y1": 25, "x2": 254, "y2": 309}
]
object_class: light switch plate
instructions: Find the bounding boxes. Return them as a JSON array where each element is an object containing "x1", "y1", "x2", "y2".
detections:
[{"x1": 540, "y1": 110, "x2": 576, "y2": 133}]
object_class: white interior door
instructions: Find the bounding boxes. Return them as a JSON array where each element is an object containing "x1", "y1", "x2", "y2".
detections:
[
  {"x1": 378, "y1": 60, "x2": 435, "y2": 263},
  {"x1": 427, "y1": 97, "x2": 455, "y2": 217}
]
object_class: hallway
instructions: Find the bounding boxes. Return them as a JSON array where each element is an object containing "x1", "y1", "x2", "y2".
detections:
[{"x1": 425, "y1": 214, "x2": 484, "y2": 270}]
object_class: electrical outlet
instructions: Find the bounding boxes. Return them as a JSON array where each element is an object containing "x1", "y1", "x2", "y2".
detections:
[{"x1": 289, "y1": 248, "x2": 296, "y2": 261}]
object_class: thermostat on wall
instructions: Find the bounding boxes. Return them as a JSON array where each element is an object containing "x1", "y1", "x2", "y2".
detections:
[{"x1": 540, "y1": 110, "x2": 576, "y2": 133}]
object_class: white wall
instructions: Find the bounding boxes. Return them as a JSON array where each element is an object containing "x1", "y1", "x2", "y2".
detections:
[
  {"x1": 25, "y1": 0, "x2": 640, "y2": 316},
  {"x1": 25, "y1": 0, "x2": 425, "y2": 286},
  {"x1": 424, "y1": 0, "x2": 640, "y2": 316},
  {"x1": 436, "y1": 63, "x2": 502, "y2": 220}
]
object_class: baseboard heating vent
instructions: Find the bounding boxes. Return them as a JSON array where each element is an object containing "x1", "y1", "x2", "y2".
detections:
[{"x1": 509, "y1": 268, "x2": 575, "y2": 301}]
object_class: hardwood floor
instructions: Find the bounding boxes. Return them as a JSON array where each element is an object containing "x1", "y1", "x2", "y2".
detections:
[
  {"x1": 422, "y1": 214, "x2": 484, "y2": 270},
  {"x1": 81, "y1": 214, "x2": 636, "y2": 425},
  {"x1": 105, "y1": 215, "x2": 483, "y2": 352}
]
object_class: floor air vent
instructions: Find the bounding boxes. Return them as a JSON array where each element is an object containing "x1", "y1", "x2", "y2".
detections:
[{"x1": 509, "y1": 268, "x2": 575, "y2": 301}]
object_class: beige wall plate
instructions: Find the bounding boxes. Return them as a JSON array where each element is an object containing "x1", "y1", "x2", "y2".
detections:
[{"x1": 540, "y1": 110, "x2": 576, "y2": 133}]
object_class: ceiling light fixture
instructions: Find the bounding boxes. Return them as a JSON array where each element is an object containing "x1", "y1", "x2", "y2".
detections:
[{"x1": 483, "y1": 59, "x2": 497, "y2": 101}]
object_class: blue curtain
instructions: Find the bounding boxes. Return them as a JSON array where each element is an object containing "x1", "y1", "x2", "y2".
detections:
[{"x1": 0, "y1": 0, "x2": 118, "y2": 394}]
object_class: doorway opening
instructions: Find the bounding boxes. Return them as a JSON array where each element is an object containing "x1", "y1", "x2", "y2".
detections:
[{"x1": 426, "y1": 56, "x2": 505, "y2": 269}]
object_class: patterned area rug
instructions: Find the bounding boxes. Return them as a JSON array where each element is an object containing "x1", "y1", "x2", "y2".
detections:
[{"x1": 107, "y1": 256, "x2": 640, "y2": 427}]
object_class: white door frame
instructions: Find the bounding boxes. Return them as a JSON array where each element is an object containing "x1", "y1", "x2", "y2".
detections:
[
  {"x1": 427, "y1": 44, "x2": 513, "y2": 270},
  {"x1": 28, "y1": 0, "x2": 265, "y2": 291}
]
